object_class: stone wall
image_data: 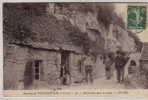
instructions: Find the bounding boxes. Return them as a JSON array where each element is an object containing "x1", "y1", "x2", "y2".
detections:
[
  {"x1": 4, "y1": 44, "x2": 29, "y2": 89},
  {"x1": 141, "y1": 61, "x2": 148, "y2": 70},
  {"x1": 4, "y1": 44, "x2": 85, "y2": 89},
  {"x1": 4, "y1": 44, "x2": 61, "y2": 89},
  {"x1": 69, "y1": 53, "x2": 84, "y2": 84},
  {"x1": 28, "y1": 47, "x2": 61, "y2": 88}
]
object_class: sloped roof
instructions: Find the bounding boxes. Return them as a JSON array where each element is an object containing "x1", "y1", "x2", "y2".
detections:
[
  {"x1": 140, "y1": 42, "x2": 148, "y2": 60},
  {"x1": 11, "y1": 14, "x2": 83, "y2": 54},
  {"x1": 11, "y1": 41, "x2": 83, "y2": 54}
]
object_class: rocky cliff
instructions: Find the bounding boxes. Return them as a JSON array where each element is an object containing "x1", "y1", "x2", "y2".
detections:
[
  {"x1": 4, "y1": 3, "x2": 139, "y2": 56},
  {"x1": 47, "y1": 3, "x2": 137, "y2": 54}
]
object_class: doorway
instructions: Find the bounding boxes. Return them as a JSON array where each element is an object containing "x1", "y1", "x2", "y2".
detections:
[{"x1": 60, "y1": 50, "x2": 70, "y2": 85}]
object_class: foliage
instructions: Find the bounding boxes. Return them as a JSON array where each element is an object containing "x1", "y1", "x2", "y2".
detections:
[
  {"x1": 96, "y1": 4, "x2": 125, "y2": 29},
  {"x1": 125, "y1": 67, "x2": 148, "y2": 89},
  {"x1": 128, "y1": 31, "x2": 143, "y2": 52},
  {"x1": 68, "y1": 27, "x2": 105, "y2": 56},
  {"x1": 68, "y1": 27, "x2": 92, "y2": 54},
  {"x1": 139, "y1": 68, "x2": 148, "y2": 88},
  {"x1": 3, "y1": 3, "x2": 48, "y2": 42},
  {"x1": 113, "y1": 14, "x2": 125, "y2": 29},
  {"x1": 4, "y1": 3, "x2": 141, "y2": 55},
  {"x1": 55, "y1": 3, "x2": 96, "y2": 14},
  {"x1": 96, "y1": 4, "x2": 115, "y2": 29}
]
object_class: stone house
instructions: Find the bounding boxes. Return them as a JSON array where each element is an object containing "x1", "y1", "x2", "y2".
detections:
[
  {"x1": 140, "y1": 42, "x2": 148, "y2": 70},
  {"x1": 4, "y1": 41, "x2": 85, "y2": 90},
  {"x1": 4, "y1": 14, "x2": 87, "y2": 90}
]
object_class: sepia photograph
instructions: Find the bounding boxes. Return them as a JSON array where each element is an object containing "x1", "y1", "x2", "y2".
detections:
[{"x1": 3, "y1": 2, "x2": 148, "y2": 93}]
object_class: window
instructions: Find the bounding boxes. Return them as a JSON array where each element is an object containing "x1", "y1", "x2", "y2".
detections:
[
  {"x1": 78, "y1": 60, "x2": 82, "y2": 73},
  {"x1": 34, "y1": 60, "x2": 42, "y2": 80}
]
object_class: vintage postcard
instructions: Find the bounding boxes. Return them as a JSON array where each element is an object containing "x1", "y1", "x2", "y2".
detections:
[{"x1": 2, "y1": 2, "x2": 148, "y2": 98}]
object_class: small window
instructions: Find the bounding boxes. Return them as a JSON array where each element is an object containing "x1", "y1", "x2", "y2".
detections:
[
  {"x1": 34, "y1": 60, "x2": 42, "y2": 80},
  {"x1": 78, "y1": 60, "x2": 82, "y2": 73}
]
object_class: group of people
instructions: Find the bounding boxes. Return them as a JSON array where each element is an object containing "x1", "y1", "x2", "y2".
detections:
[
  {"x1": 103, "y1": 51, "x2": 130, "y2": 83},
  {"x1": 84, "y1": 50, "x2": 132, "y2": 84},
  {"x1": 83, "y1": 50, "x2": 130, "y2": 84},
  {"x1": 60, "y1": 50, "x2": 136, "y2": 85},
  {"x1": 60, "y1": 55, "x2": 94, "y2": 85}
]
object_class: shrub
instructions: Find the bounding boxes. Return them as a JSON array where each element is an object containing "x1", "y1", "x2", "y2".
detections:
[{"x1": 97, "y1": 4, "x2": 115, "y2": 29}]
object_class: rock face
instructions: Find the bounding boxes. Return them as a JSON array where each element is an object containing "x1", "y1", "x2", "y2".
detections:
[
  {"x1": 47, "y1": 3, "x2": 136, "y2": 53},
  {"x1": 107, "y1": 24, "x2": 136, "y2": 52}
]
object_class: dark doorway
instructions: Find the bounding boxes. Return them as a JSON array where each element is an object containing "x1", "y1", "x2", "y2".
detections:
[
  {"x1": 60, "y1": 50, "x2": 70, "y2": 85},
  {"x1": 61, "y1": 51, "x2": 70, "y2": 71},
  {"x1": 24, "y1": 61, "x2": 34, "y2": 89},
  {"x1": 24, "y1": 60, "x2": 43, "y2": 89}
]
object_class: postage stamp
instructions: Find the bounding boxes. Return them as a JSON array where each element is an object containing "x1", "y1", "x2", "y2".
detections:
[{"x1": 128, "y1": 6, "x2": 147, "y2": 29}]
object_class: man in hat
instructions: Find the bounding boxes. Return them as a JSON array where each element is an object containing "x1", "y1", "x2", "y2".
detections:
[{"x1": 114, "y1": 51, "x2": 127, "y2": 83}]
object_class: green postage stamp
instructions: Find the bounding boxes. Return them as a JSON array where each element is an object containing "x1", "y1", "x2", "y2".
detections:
[{"x1": 128, "y1": 6, "x2": 147, "y2": 29}]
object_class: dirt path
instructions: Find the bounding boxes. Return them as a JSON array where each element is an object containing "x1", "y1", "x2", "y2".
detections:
[
  {"x1": 62, "y1": 71, "x2": 127, "y2": 90},
  {"x1": 92, "y1": 76, "x2": 126, "y2": 89},
  {"x1": 30, "y1": 70, "x2": 127, "y2": 90}
]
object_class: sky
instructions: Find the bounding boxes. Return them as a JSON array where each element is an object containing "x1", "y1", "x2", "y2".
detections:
[{"x1": 115, "y1": 3, "x2": 148, "y2": 42}]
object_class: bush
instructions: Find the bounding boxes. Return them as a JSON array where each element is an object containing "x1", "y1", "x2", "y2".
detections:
[
  {"x1": 128, "y1": 31, "x2": 142, "y2": 52},
  {"x1": 97, "y1": 4, "x2": 115, "y2": 29},
  {"x1": 68, "y1": 28, "x2": 92, "y2": 54},
  {"x1": 3, "y1": 3, "x2": 48, "y2": 42},
  {"x1": 125, "y1": 67, "x2": 148, "y2": 89}
]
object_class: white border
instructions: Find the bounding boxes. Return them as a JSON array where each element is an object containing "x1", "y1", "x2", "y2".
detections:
[{"x1": 1, "y1": 1, "x2": 148, "y2": 100}]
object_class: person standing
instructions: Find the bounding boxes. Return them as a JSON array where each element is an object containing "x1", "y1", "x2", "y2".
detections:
[
  {"x1": 103, "y1": 54, "x2": 113, "y2": 80},
  {"x1": 84, "y1": 56, "x2": 94, "y2": 84},
  {"x1": 60, "y1": 65, "x2": 67, "y2": 85},
  {"x1": 114, "y1": 51, "x2": 126, "y2": 83}
]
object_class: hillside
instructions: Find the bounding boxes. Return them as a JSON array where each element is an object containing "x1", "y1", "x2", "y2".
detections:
[
  {"x1": 47, "y1": 3, "x2": 139, "y2": 53},
  {"x1": 3, "y1": 3, "x2": 142, "y2": 56}
]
